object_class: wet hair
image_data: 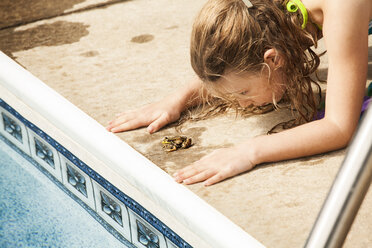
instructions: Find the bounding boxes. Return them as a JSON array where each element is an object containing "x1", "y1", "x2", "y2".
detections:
[{"x1": 189, "y1": 0, "x2": 323, "y2": 133}]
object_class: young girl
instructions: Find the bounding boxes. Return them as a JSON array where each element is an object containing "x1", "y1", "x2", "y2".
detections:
[{"x1": 106, "y1": 0, "x2": 371, "y2": 186}]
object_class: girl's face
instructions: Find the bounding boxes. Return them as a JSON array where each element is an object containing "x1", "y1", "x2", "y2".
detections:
[{"x1": 216, "y1": 69, "x2": 285, "y2": 108}]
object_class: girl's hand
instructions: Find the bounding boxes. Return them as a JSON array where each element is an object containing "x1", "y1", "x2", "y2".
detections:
[
  {"x1": 107, "y1": 78, "x2": 203, "y2": 134},
  {"x1": 106, "y1": 98, "x2": 183, "y2": 134},
  {"x1": 173, "y1": 144, "x2": 256, "y2": 186}
]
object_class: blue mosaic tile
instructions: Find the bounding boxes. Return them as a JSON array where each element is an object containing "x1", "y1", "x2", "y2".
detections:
[
  {"x1": 0, "y1": 98, "x2": 192, "y2": 248},
  {"x1": 100, "y1": 191, "x2": 123, "y2": 227},
  {"x1": 34, "y1": 137, "x2": 55, "y2": 168},
  {"x1": 137, "y1": 220, "x2": 160, "y2": 248},
  {"x1": 2, "y1": 112, "x2": 22, "y2": 143},
  {"x1": 67, "y1": 164, "x2": 87, "y2": 197}
]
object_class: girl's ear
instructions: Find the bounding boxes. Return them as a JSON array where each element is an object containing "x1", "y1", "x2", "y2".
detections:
[{"x1": 264, "y1": 48, "x2": 284, "y2": 69}]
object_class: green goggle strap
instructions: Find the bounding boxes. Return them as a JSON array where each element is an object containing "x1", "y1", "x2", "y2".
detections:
[{"x1": 286, "y1": 0, "x2": 308, "y2": 29}]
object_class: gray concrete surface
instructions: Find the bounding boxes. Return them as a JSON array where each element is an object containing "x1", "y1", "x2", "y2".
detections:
[{"x1": 0, "y1": 0, "x2": 371, "y2": 247}]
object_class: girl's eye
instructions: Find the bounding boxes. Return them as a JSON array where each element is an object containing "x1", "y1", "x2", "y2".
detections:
[{"x1": 240, "y1": 90, "x2": 249, "y2": 96}]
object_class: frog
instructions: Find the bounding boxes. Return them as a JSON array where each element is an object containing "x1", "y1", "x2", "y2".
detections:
[{"x1": 161, "y1": 136, "x2": 192, "y2": 152}]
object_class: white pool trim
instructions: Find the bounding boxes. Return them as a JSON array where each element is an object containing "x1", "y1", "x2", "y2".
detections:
[{"x1": 0, "y1": 51, "x2": 265, "y2": 248}]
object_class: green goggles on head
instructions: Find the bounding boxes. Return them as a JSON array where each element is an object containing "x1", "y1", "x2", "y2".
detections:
[
  {"x1": 285, "y1": 0, "x2": 308, "y2": 29},
  {"x1": 242, "y1": 0, "x2": 311, "y2": 30}
]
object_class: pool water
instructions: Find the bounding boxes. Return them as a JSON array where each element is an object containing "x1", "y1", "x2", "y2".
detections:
[{"x1": 0, "y1": 135, "x2": 130, "y2": 248}]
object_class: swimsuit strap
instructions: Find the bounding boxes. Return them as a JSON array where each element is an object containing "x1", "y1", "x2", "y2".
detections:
[{"x1": 286, "y1": 0, "x2": 308, "y2": 29}]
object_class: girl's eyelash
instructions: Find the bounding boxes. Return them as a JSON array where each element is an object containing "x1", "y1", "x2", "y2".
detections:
[{"x1": 240, "y1": 90, "x2": 249, "y2": 95}]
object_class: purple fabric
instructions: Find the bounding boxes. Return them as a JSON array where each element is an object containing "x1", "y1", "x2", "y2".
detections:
[
  {"x1": 315, "y1": 96, "x2": 372, "y2": 120},
  {"x1": 362, "y1": 96, "x2": 372, "y2": 113},
  {"x1": 315, "y1": 109, "x2": 325, "y2": 120}
]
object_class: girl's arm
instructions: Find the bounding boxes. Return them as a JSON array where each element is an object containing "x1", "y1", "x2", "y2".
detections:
[
  {"x1": 254, "y1": 0, "x2": 370, "y2": 163},
  {"x1": 106, "y1": 77, "x2": 204, "y2": 133},
  {"x1": 174, "y1": 0, "x2": 370, "y2": 186}
]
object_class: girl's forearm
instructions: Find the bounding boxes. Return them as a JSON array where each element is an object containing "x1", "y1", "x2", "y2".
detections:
[{"x1": 247, "y1": 118, "x2": 354, "y2": 165}]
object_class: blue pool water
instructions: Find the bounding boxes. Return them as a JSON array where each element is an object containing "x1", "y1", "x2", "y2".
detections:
[{"x1": 0, "y1": 136, "x2": 129, "y2": 248}]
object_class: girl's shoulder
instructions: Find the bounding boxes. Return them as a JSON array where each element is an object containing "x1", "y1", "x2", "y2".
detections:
[
  {"x1": 322, "y1": 0, "x2": 371, "y2": 18},
  {"x1": 305, "y1": 0, "x2": 372, "y2": 22}
]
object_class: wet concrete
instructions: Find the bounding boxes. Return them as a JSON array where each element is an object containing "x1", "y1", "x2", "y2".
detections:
[
  {"x1": 0, "y1": 21, "x2": 89, "y2": 58},
  {"x1": 0, "y1": 0, "x2": 128, "y2": 29}
]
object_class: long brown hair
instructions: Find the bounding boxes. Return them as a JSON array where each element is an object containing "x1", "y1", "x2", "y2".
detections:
[{"x1": 189, "y1": 0, "x2": 323, "y2": 132}]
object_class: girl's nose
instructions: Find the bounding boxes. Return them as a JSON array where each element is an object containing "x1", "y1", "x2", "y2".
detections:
[{"x1": 237, "y1": 99, "x2": 252, "y2": 108}]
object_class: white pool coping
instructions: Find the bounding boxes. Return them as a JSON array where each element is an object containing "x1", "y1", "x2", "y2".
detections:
[{"x1": 0, "y1": 51, "x2": 265, "y2": 248}]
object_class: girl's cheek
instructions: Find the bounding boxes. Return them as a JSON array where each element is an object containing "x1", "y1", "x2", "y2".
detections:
[
  {"x1": 274, "y1": 90, "x2": 284, "y2": 102},
  {"x1": 237, "y1": 99, "x2": 253, "y2": 108}
]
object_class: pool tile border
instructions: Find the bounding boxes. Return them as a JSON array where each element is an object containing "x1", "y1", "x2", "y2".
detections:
[
  {"x1": 129, "y1": 210, "x2": 168, "y2": 248},
  {"x1": 93, "y1": 180, "x2": 132, "y2": 240},
  {"x1": 28, "y1": 129, "x2": 63, "y2": 182},
  {"x1": 0, "y1": 107, "x2": 31, "y2": 155},
  {"x1": 0, "y1": 98, "x2": 192, "y2": 248},
  {"x1": 61, "y1": 154, "x2": 96, "y2": 210}
]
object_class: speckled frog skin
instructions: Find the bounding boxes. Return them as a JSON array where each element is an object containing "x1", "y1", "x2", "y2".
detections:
[{"x1": 161, "y1": 136, "x2": 192, "y2": 152}]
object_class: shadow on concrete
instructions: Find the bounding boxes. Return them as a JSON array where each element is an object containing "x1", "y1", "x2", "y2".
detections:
[
  {"x1": 317, "y1": 46, "x2": 372, "y2": 81},
  {"x1": 0, "y1": 21, "x2": 89, "y2": 59},
  {"x1": 0, "y1": 0, "x2": 86, "y2": 29}
]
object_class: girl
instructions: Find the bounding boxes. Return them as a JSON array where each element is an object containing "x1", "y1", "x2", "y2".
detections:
[{"x1": 106, "y1": 0, "x2": 371, "y2": 186}]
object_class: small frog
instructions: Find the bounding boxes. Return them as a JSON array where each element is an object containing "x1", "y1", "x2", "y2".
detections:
[{"x1": 161, "y1": 136, "x2": 192, "y2": 152}]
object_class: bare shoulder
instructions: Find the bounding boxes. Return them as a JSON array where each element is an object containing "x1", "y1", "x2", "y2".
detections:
[
  {"x1": 302, "y1": 0, "x2": 371, "y2": 26},
  {"x1": 321, "y1": 0, "x2": 370, "y2": 41},
  {"x1": 323, "y1": 0, "x2": 371, "y2": 20}
]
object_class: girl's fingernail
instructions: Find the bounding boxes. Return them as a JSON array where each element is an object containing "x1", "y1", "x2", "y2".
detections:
[{"x1": 147, "y1": 126, "x2": 153, "y2": 133}]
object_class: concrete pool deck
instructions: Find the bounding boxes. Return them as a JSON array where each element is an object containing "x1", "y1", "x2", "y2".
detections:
[{"x1": 1, "y1": 0, "x2": 371, "y2": 247}]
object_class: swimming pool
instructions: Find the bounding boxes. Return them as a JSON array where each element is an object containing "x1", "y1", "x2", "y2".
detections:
[
  {"x1": 0, "y1": 52, "x2": 264, "y2": 247},
  {"x1": 0, "y1": 135, "x2": 130, "y2": 248}
]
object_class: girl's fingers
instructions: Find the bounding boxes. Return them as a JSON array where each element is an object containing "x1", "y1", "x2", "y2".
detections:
[
  {"x1": 110, "y1": 118, "x2": 147, "y2": 133},
  {"x1": 174, "y1": 164, "x2": 204, "y2": 183},
  {"x1": 147, "y1": 113, "x2": 170, "y2": 133},
  {"x1": 107, "y1": 112, "x2": 145, "y2": 132},
  {"x1": 204, "y1": 172, "x2": 226, "y2": 186},
  {"x1": 107, "y1": 114, "x2": 131, "y2": 128},
  {"x1": 107, "y1": 114, "x2": 126, "y2": 127},
  {"x1": 183, "y1": 170, "x2": 215, "y2": 185},
  {"x1": 108, "y1": 110, "x2": 168, "y2": 133}
]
